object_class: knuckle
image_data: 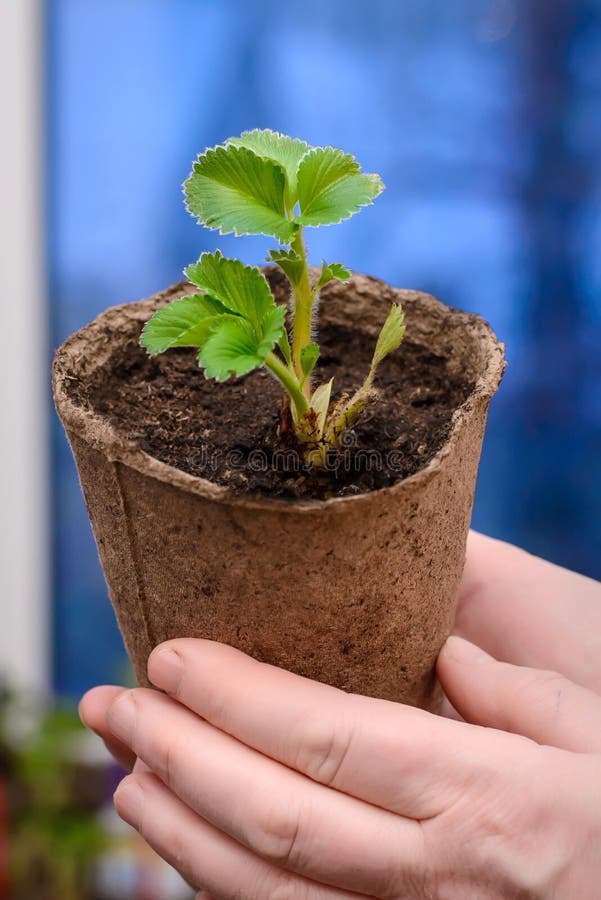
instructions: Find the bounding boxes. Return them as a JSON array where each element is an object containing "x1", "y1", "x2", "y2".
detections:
[
  {"x1": 250, "y1": 796, "x2": 303, "y2": 869},
  {"x1": 154, "y1": 734, "x2": 178, "y2": 789},
  {"x1": 199, "y1": 686, "x2": 230, "y2": 731},
  {"x1": 294, "y1": 713, "x2": 355, "y2": 787}
]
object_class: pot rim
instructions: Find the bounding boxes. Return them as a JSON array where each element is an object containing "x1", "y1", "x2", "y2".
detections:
[{"x1": 53, "y1": 276, "x2": 506, "y2": 514}]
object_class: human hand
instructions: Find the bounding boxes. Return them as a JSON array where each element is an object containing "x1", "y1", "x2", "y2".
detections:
[
  {"x1": 81, "y1": 636, "x2": 601, "y2": 899},
  {"x1": 455, "y1": 532, "x2": 601, "y2": 693}
]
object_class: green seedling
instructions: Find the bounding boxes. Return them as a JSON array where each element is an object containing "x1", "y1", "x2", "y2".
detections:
[{"x1": 141, "y1": 129, "x2": 405, "y2": 466}]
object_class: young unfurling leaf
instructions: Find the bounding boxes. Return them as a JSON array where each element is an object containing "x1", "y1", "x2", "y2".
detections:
[
  {"x1": 295, "y1": 377, "x2": 333, "y2": 442},
  {"x1": 184, "y1": 145, "x2": 294, "y2": 243},
  {"x1": 371, "y1": 304, "x2": 406, "y2": 372},
  {"x1": 316, "y1": 261, "x2": 351, "y2": 290},
  {"x1": 268, "y1": 248, "x2": 305, "y2": 287},
  {"x1": 277, "y1": 330, "x2": 293, "y2": 366},
  {"x1": 310, "y1": 378, "x2": 333, "y2": 438},
  {"x1": 324, "y1": 304, "x2": 406, "y2": 443},
  {"x1": 300, "y1": 342, "x2": 320, "y2": 378},
  {"x1": 228, "y1": 130, "x2": 310, "y2": 204}
]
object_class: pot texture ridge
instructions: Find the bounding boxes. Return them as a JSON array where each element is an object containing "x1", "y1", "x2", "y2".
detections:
[{"x1": 53, "y1": 273, "x2": 505, "y2": 708}]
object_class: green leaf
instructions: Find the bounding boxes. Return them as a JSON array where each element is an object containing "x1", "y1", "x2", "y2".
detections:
[
  {"x1": 323, "y1": 304, "x2": 405, "y2": 444},
  {"x1": 296, "y1": 147, "x2": 384, "y2": 227},
  {"x1": 277, "y1": 329, "x2": 293, "y2": 366},
  {"x1": 182, "y1": 253, "x2": 286, "y2": 380},
  {"x1": 300, "y1": 341, "x2": 320, "y2": 378},
  {"x1": 199, "y1": 307, "x2": 285, "y2": 381},
  {"x1": 228, "y1": 129, "x2": 310, "y2": 203},
  {"x1": 184, "y1": 144, "x2": 295, "y2": 242},
  {"x1": 140, "y1": 294, "x2": 230, "y2": 355},
  {"x1": 371, "y1": 304, "x2": 406, "y2": 371},
  {"x1": 268, "y1": 247, "x2": 305, "y2": 286},
  {"x1": 310, "y1": 378, "x2": 334, "y2": 438},
  {"x1": 185, "y1": 251, "x2": 277, "y2": 326},
  {"x1": 316, "y1": 260, "x2": 351, "y2": 290}
]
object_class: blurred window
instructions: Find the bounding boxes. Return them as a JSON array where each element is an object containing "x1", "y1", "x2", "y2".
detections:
[{"x1": 49, "y1": 0, "x2": 601, "y2": 696}]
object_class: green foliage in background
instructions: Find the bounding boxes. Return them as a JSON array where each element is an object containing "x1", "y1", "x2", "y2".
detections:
[{"x1": 1, "y1": 694, "x2": 110, "y2": 900}]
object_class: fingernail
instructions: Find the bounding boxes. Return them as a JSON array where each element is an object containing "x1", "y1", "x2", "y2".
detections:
[
  {"x1": 148, "y1": 647, "x2": 183, "y2": 695},
  {"x1": 107, "y1": 691, "x2": 137, "y2": 742},
  {"x1": 114, "y1": 778, "x2": 145, "y2": 828},
  {"x1": 443, "y1": 635, "x2": 492, "y2": 664}
]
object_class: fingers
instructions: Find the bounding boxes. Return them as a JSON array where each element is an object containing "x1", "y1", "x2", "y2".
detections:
[
  {"x1": 79, "y1": 686, "x2": 136, "y2": 771},
  {"x1": 114, "y1": 771, "x2": 359, "y2": 900},
  {"x1": 458, "y1": 532, "x2": 601, "y2": 693},
  {"x1": 146, "y1": 639, "x2": 530, "y2": 820},
  {"x1": 438, "y1": 636, "x2": 601, "y2": 753},
  {"x1": 106, "y1": 687, "x2": 422, "y2": 895}
]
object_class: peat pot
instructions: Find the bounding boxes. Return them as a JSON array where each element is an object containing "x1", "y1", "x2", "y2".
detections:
[{"x1": 53, "y1": 272, "x2": 505, "y2": 709}]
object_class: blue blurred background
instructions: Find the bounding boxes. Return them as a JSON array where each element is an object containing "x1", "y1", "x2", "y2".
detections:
[{"x1": 48, "y1": 0, "x2": 601, "y2": 698}]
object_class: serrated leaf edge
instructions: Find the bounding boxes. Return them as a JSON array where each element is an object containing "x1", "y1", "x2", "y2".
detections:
[
  {"x1": 182, "y1": 142, "x2": 295, "y2": 241},
  {"x1": 295, "y1": 145, "x2": 384, "y2": 228}
]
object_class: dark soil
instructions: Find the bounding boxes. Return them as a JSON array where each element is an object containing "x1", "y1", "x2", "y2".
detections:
[{"x1": 76, "y1": 281, "x2": 474, "y2": 501}]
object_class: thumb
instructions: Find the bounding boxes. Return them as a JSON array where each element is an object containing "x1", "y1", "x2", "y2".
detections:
[{"x1": 437, "y1": 636, "x2": 601, "y2": 753}]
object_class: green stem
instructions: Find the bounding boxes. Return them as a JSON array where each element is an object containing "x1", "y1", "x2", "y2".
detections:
[
  {"x1": 291, "y1": 227, "x2": 313, "y2": 394},
  {"x1": 265, "y1": 352, "x2": 309, "y2": 418}
]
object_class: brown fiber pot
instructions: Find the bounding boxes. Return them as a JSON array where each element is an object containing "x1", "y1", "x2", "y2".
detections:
[{"x1": 53, "y1": 273, "x2": 505, "y2": 709}]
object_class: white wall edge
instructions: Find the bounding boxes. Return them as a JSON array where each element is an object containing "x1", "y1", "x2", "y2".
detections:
[{"x1": 0, "y1": 0, "x2": 49, "y2": 694}]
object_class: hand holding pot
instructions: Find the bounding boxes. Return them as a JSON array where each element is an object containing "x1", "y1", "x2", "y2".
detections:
[
  {"x1": 456, "y1": 531, "x2": 601, "y2": 693},
  {"x1": 82, "y1": 631, "x2": 601, "y2": 897}
]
